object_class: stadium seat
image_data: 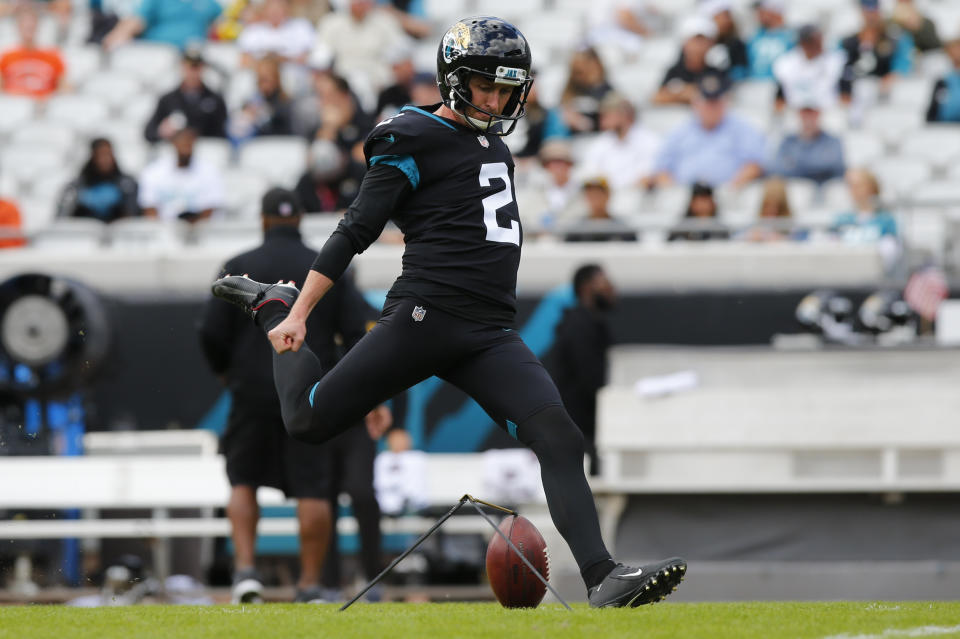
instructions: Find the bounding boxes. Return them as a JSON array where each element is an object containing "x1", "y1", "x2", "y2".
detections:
[
  {"x1": 650, "y1": 184, "x2": 690, "y2": 214},
  {"x1": 17, "y1": 193, "x2": 62, "y2": 235},
  {"x1": 221, "y1": 169, "x2": 269, "y2": 219},
  {"x1": 9, "y1": 121, "x2": 77, "y2": 158},
  {"x1": 154, "y1": 138, "x2": 233, "y2": 172},
  {"x1": 888, "y1": 76, "x2": 933, "y2": 111},
  {"x1": 45, "y1": 95, "x2": 110, "y2": 135},
  {"x1": 897, "y1": 127, "x2": 960, "y2": 172},
  {"x1": 109, "y1": 42, "x2": 180, "y2": 87},
  {"x1": 202, "y1": 41, "x2": 241, "y2": 74},
  {"x1": 191, "y1": 219, "x2": 262, "y2": 250},
  {"x1": 610, "y1": 65, "x2": 663, "y2": 104},
  {"x1": 610, "y1": 187, "x2": 644, "y2": 218},
  {"x1": 108, "y1": 217, "x2": 179, "y2": 251},
  {"x1": 904, "y1": 209, "x2": 947, "y2": 261},
  {"x1": 0, "y1": 95, "x2": 36, "y2": 137},
  {"x1": 62, "y1": 44, "x2": 103, "y2": 87},
  {"x1": 520, "y1": 14, "x2": 585, "y2": 54},
  {"x1": 82, "y1": 70, "x2": 144, "y2": 111},
  {"x1": 861, "y1": 106, "x2": 924, "y2": 148},
  {"x1": 821, "y1": 180, "x2": 853, "y2": 213},
  {"x1": 423, "y1": 0, "x2": 470, "y2": 25},
  {"x1": 123, "y1": 94, "x2": 159, "y2": 129},
  {"x1": 785, "y1": 179, "x2": 818, "y2": 212},
  {"x1": 91, "y1": 121, "x2": 147, "y2": 148},
  {"x1": 113, "y1": 141, "x2": 151, "y2": 176},
  {"x1": 0, "y1": 145, "x2": 68, "y2": 186},
  {"x1": 638, "y1": 37, "x2": 682, "y2": 70},
  {"x1": 870, "y1": 157, "x2": 931, "y2": 200},
  {"x1": 29, "y1": 217, "x2": 105, "y2": 249},
  {"x1": 224, "y1": 69, "x2": 257, "y2": 112},
  {"x1": 732, "y1": 81, "x2": 776, "y2": 110},
  {"x1": 239, "y1": 137, "x2": 308, "y2": 190},
  {"x1": 904, "y1": 180, "x2": 960, "y2": 209},
  {"x1": 642, "y1": 107, "x2": 690, "y2": 136},
  {"x1": 843, "y1": 130, "x2": 885, "y2": 167},
  {"x1": 28, "y1": 171, "x2": 73, "y2": 204},
  {"x1": 917, "y1": 50, "x2": 952, "y2": 81}
]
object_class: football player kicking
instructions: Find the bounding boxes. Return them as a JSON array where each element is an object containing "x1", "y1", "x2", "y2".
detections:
[{"x1": 213, "y1": 16, "x2": 685, "y2": 607}]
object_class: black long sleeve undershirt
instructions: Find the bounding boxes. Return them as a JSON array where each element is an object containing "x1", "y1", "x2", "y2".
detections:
[{"x1": 311, "y1": 164, "x2": 413, "y2": 281}]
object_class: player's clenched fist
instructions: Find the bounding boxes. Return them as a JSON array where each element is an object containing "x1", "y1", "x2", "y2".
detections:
[{"x1": 268, "y1": 316, "x2": 306, "y2": 353}]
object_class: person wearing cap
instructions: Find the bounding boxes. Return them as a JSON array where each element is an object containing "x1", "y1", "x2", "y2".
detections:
[
  {"x1": 102, "y1": 0, "x2": 221, "y2": 51},
  {"x1": 654, "y1": 14, "x2": 727, "y2": 106},
  {"x1": 649, "y1": 71, "x2": 766, "y2": 188},
  {"x1": 701, "y1": 0, "x2": 749, "y2": 81},
  {"x1": 138, "y1": 126, "x2": 225, "y2": 222},
  {"x1": 769, "y1": 96, "x2": 845, "y2": 185},
  {"x1": 580, "y1": 91, "x2": 660, "y2": 191},
  {"x1": 199, "y1": 187, "x2": 391, "y2": 604},
  {"x1": 238, "y1": 0, "x2": 315, "y2": 68},
  {"x1": 772, "y1": 24, "x2": 846, "y2": 111},
  {"x1": 144, "y1": 48, "x2": 228, "y2": 142},
  {"x1": 746, "y1": 0, "x2": 795, "y2": 80},
  {"x1": 926, "y1": 23, "x2": 960, "y2": 122},
  {"x1": 516, "y1": 139, "x2": 581, "y2": 233},
  {"x1": 839, "y1": 0, "x2": 914, "y2": 99}
]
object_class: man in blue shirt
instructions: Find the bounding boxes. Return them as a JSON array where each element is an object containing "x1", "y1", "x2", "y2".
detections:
[
  {"x1": 747, "y1": 0, "x2": 795, "y2": 80},
  {"x1": 103, "y1": 0, "x2": 222, "y2": 51},
  {"x1": 648, "y1": 72, "x2": 766, "y2": 188},
  {"x1": 769, "y1": 97, "x2": 845, "y2": 184},
  {"x1": 926, "y1": 25, "x2": 960, "y2": 123}
]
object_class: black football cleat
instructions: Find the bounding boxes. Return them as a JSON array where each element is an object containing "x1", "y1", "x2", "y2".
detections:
[
  {"x1": 588, "y1": 558, "x2": 687, "y2": 608},
  {"x1": 211, "y1": 274, "x2": 299, "y2": 322}
]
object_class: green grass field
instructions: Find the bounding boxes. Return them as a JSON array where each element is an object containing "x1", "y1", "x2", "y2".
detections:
[{"x1": 3, "y1": 602, "x2": 960, "y2": 639}]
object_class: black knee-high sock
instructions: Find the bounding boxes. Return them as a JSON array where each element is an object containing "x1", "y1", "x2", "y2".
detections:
[
  {"x1": 518, "y1": 405, "x2": 615, "y2": 589},
  {"x1": 261, "y1": 308, "x2": 327, "y2": 443}
]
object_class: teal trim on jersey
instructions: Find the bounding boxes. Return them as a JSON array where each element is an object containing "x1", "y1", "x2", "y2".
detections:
[
  {"x1": 506, "y1": 419, "x2": 518, "y2": 439},
  {"x1": 369, "y1": 154, "x2": 420, "y2": 190},
  {"x1": 308, "y1": 381, "x2": 321, "y2": 407},
  {"x1": 401, "y1": 105, "x2": 457, "y2": 131},
  {"x1": 426, "y1": 283, "x2": 577, "y2": 452}
]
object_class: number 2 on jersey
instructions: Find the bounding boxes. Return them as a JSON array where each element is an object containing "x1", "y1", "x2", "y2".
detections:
[{"x1": 479, "y1": 162, "x2": 520, "y2": 246}]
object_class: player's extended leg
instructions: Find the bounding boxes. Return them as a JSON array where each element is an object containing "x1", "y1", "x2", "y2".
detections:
[{"x1": 441, "y1": 330, "x2": 686, "y2": 607}]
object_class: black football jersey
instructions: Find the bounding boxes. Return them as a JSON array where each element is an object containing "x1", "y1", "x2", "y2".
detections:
[{"x1": 363, "y1": 104, "x2": 523, "y2": 327}]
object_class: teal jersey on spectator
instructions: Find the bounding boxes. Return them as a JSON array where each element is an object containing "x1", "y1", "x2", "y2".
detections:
[
  {"x1": 747, "y1": 27, "x2": 795, "y2": 80},
  {"x1": 831, "y1": 211, "x2": 898, "y2": 242},
  {"x1": 136, "y1": 0, "x2": 222, "y2": 50}
]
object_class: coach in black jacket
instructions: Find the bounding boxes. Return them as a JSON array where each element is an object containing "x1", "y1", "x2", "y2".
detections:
[{"x1": 198, "y1": 188, "x2": 389, "y2": 603}]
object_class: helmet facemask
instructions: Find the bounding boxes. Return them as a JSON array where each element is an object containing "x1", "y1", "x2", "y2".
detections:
[{"x1": 443, "y1": 66, "x2": 534, "y2": 136}]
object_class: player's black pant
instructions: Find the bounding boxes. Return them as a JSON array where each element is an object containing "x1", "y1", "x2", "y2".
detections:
[{"x1": 269, "y1": 297, "x2": 613, "y2": 576}]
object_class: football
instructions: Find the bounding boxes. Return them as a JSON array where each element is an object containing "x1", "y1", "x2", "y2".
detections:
[{"x1": 485, "y1": 515, "x2": 549, "y2": 608}]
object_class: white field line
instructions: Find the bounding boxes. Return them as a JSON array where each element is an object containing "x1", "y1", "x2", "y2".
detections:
[{"x1": 819, "y1": 625, "x2": 960, "y2": 639}]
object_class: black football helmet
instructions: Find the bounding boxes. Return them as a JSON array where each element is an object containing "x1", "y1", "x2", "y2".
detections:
[{"x1": 436, "y1": 16, "x2": 534, "y2": 136}]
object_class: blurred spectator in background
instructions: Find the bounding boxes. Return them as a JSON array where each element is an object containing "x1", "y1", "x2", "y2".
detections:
[
  {"x1": 548, "y1": 263, "x2": 617, "y2": 476},
  {"x1": 585, "y1": 0, "x2": 653, "y2": 55},
  {"x1": 374, "y1": 428, "x2": 429, "y2": 517},
  {"x1": 890, "y1": 0, "x2": 940, "y2": 53},
  {"x1": 508, "y1": 77, "x2": 570, "y2": 160},
  {"x1": 926, "y1": 24, "x2": 960, "y2": 123},
  {"x1": 564, "y1": 177, "x2": 638, "y2": 242},
  {"x1": 667, "y1": 182, "x2": 730, "y2": 241},
  {"x1": 291, "y1": 47, "x2": 335, "y2": 139},
  {"x1": 380, "y1": 0, "x2": 431, "y2": 40},
  {"x1": 375, "y1": 42, "x2": 417, "y2": 119},
  {"x1": 831, "y1": 168, "x2": 898, "y2": 245},
  {"x1": 516, "y1": 140, "x2": 581, "y2": 233},
  {"x1": 580, "y1": 92, "x2": 660, "y2": 191},
  {"x1": 560, "y1": 47, "x2": 614, "y2": 134},
  {"x1": 313, "y1": 73, "x2": 374, "y2": 162},
  {"x1": 654, "y1": 14, "x2": 723, "y2": 106},
  {"x1": 746, "y1": 0, "x2": 794, "y2": 80},
  {"x1": 228, "y1": 55, "x2": 295, "y2": 145},
  {"x1": 139, "y1": 127, "x2": 225, "y2": 223},
  {"x1": 57, "y1": 138, "x2": 139, "y2": 223},
  {"x1": 769, "y1": 98, "x2": 845, "y2": 185},
  {"x1": 702, "y1": 0, "x2": 748, "y2": 81},
  {"x1": 839, "y1": 0, "x2": 913, "y2": 100},
  {"x1": 103, "y1": 0, "x2": 223, "y2": 51},
  {"x1": 238, "y1": 0, "x2": 315, "y2": 67},
  {"x1": 0, "y1": 4, "x2": 65, "y2": 98},
  {"x1": 294, "y1": 140, "x2": 365, "y2": 213},
  {"x1": 145, "y1": 48, "x2": 228, "y2": 143},
  {"x1": 89, "y1": 0, "x2": 142, "y2": 44},
  {"x1": 315, "y1": 0, "x2": 405, "y2": 94},
  {"x1": 740, "y1": 177, "x2": 803, "y2": 242},
  {"x1": 773, "y1": 24, "x2": 845, "y2": 110},
  {"x1": 649, "y1": 73, "x2": 765, "y2": 188},
  {"x1": 0, "y1": 194, "x2": 25, "y2": 249}
]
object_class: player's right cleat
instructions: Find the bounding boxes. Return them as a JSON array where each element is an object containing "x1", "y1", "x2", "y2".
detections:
[
  {"x1": 587, "y1": 557, "x2": 687, "y2": 608},
  {"x1": 211, "y1": 274, "x2": 299, "y2": 323},
  {"x1": 231, "y1": 568, "x2": 264, "y2": 604}
]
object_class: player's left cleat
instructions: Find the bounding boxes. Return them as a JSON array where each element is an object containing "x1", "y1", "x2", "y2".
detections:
[
  {"x1": 587, "y1": 557, "x2": 687, "y2": 608},
  {"x1": 211, "y1": 274, "x2": 299, "y2": 323}
]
